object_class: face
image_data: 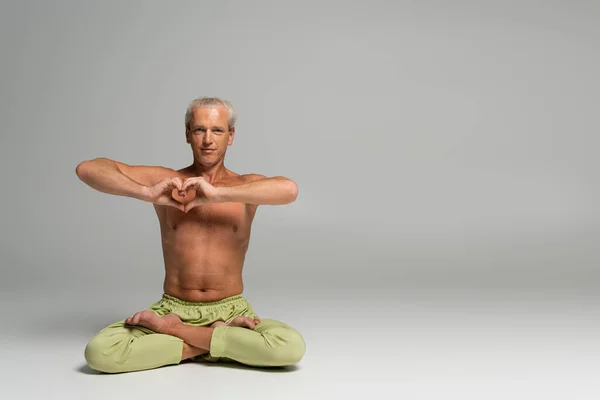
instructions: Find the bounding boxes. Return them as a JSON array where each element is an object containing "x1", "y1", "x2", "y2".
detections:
[{"x1": 186, "y1": 105, "x2": 235, "y2": 166}]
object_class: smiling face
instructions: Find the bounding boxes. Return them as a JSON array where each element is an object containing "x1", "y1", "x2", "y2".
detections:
[{"x1": 186, "y1": 105, "x2": 235, "y2": 167}]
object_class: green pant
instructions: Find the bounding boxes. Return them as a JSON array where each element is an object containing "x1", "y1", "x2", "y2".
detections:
[{"x1": 84, "y1": 293, "x2": 306, "y2": 373}]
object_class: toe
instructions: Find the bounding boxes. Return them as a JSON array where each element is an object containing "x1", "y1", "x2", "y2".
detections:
[{"x1": 132, "y1": 313, "x2": 141, "y2": 325}]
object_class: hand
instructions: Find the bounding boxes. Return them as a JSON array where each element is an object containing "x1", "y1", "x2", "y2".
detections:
[
  {"x1": 145, "y1": 177, "x2": 186, "y2": 211},
  {"x1": 181, "y1": 177, "x2": 219, "y2": 213}
]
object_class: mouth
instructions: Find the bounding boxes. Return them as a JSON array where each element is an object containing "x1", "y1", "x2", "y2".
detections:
[{"x1": 201, "y1": 148, "x2": 216, "y2": 153}]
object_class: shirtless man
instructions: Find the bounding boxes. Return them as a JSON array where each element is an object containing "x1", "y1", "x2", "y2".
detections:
[{"x1": 76, "y1": 97, "x2": 306, "y2": 373}]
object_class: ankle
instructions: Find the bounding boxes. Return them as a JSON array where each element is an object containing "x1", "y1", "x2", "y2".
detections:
[{"x1": 181, "y1": 343, "x2": 208, "y2": 360}]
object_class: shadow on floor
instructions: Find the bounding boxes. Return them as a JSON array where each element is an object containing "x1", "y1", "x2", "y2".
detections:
[
  {"x1": 76, "y1": 364, "x2": 102, "y2": 375},
  {"x1": 193, "y1": 358, "x2": 300, "y2": 373},
  {"x1": 75, "y1": 359, "x2": 299, "y2": 375}
]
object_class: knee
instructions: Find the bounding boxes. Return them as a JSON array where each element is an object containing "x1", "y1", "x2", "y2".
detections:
[
  {"x1": 263, "y1": 324, "x2": 306, "y2": 367},
  {"x1": 279, "y1": 329, "x2": 306, "y2": 366},
  {"x1": 84, "y1": 335, "x2": 127, "y2": 374}
]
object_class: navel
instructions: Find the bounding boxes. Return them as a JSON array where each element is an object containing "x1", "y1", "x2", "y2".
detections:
[{"x1": 233, "y1": 225, "x2": 238, "y2": 232}]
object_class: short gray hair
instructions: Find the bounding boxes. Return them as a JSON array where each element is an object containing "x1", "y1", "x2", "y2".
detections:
[{"x1": 185, "y1": 97, "x2": 237, "y2": 131}]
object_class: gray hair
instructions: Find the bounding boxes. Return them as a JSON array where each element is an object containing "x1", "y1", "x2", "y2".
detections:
[{"x1": 185, "y1": 97, "x2": 237, "y2": 131}]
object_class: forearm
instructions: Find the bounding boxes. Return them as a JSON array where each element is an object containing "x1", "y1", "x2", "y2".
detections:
[
  {"x1": 75, "y1": 158, "x2": 149, "y2": 201},
  {"x1": 216, "y1": 177, "x2": 298, "y2": 205}
]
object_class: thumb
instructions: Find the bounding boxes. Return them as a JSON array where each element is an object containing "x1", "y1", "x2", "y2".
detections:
[
  {"x1": 168, "y1": 199, "x2": 185, "y2": 212},
  {"x1": 184, "y1": 199, "x2": 199, "y2": 213}
]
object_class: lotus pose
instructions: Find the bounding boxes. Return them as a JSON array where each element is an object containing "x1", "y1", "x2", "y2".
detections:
[{"x1": 76, "y1": 97, "x2": 305, "y2": 373}]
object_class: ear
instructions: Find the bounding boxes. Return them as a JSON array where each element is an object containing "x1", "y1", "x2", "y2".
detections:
[
  {"x1": 185, "y1": 129, "x2": 190, "y2": 144},
  {"x1": 228, "y1": 127, "x2": 235, "y2": 145}
]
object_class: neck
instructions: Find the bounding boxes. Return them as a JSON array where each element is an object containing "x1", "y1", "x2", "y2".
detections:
[{"x1": 190, "y1": 158, "x2": 228, "y2": 183}]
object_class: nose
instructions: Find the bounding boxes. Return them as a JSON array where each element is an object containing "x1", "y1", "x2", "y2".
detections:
[{"x1": 202, "y1": 130, "x2": 214, "y2": 145}]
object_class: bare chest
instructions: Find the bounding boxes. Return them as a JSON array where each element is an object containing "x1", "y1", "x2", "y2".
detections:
[{"x1": 156, "y1": 202, "x2": 254, "y2": 243}]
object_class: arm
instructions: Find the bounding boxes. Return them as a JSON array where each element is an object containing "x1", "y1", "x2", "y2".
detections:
[
  {"x1": 216, "y1": 174, "x2": 298, "y2": 205},
  {"x1": 75, "y1": 157, "x2": 172, "y2": 201}
]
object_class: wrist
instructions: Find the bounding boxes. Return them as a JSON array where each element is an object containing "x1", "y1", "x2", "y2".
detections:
[
  {"x1": 137, "y1": 185, "x2": 152, "y2": 202},
  {"x1": 162, "y1": 323, "x2": 177, "y2": 336}
]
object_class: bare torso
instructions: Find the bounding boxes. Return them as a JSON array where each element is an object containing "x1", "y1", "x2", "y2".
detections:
[{"x1": 154, "y1": 167, "x2": 258, "y2": 302}]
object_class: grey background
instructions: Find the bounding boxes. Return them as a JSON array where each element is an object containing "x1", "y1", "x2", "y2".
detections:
[{"x1": 1, "y1": 1, "x2": 599, "y2": 399}]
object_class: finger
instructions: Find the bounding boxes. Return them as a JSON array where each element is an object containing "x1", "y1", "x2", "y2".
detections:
[
  {"x1": 159, "y1": 179, "x2": 176, "y2": 193},
  {"x1": 182, "y1": 180, "x2": 196, "y2": 191},
  {"x1": 161, "y1": 177, "x2": 180, "y2": 189},
  {"x1": 171, "y1": 177, "x2": 183, "y2": 191},
  {"x1": 166, "y1": 178, "x2": 182, "y2": 192}
]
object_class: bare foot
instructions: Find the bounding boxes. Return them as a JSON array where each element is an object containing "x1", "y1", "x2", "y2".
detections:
[
  {"x1": 210, "y1": 316, "x2": 261, "y2": 329},
  {"x1": 124, "y1": 311, "x2": 182, "y2": 334},
  {"x1": 229, "y1": 316, "x2": 261, "y2": 329}
]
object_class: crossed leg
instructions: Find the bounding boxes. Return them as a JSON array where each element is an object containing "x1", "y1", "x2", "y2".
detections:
[
  {"x1": 85, "y1": 309, "x2": 304, "y2": 373},
  {"x1": 124, "y1": 310, "x2": 261, "y2": 360}
]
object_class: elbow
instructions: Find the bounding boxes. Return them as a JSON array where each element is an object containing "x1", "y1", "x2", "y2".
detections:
[
  {"x1": 272, "y1": 176, "x2": 297, "y2": 204},
  {"x1": 75, "y1": 161, "x2": 90, "y2": 180},
  {"x1": 285, "y1": 179, "x2": 298, "y2": 203},
  {"x1": 75, "y1": 157, "x2": 105, "y2": 181}
]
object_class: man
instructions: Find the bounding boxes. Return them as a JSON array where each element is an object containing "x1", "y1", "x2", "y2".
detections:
[{"x1": 76, "y1": 97, "x2": 305, "y2": 373}]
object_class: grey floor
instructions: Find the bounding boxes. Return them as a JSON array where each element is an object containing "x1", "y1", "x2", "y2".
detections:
[{"x1": 2, "y1": 280, "x2": 599, "y2": 400}]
